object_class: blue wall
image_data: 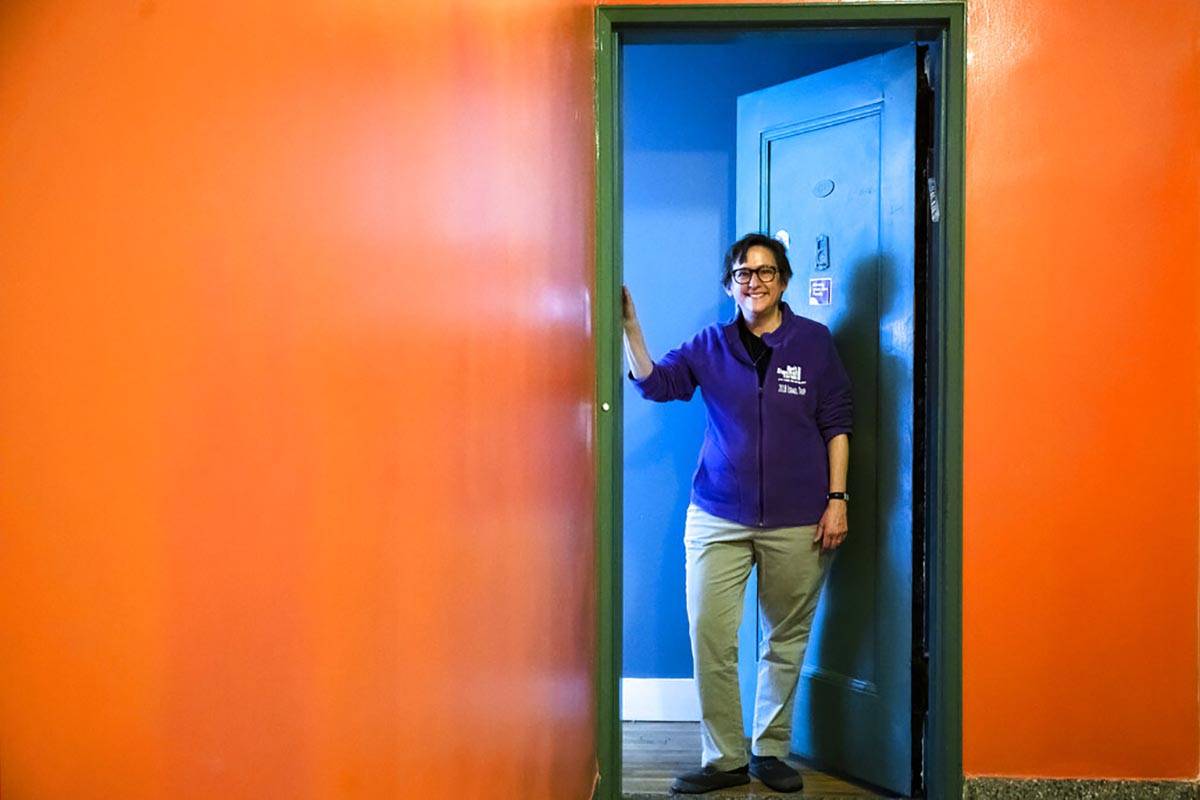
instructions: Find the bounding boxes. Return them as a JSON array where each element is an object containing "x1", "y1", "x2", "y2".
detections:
[{"x1": 621, "y1": 29, "x2": 926, "y2": 679}]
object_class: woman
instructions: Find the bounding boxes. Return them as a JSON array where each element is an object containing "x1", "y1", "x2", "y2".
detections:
[{"x1": 623, "y1": 232, "x2": 852, "y2": 795}]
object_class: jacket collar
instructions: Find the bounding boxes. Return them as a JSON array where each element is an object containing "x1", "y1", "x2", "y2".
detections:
[{"x1": 722, "y1": 300, "x2": 797, "y2": 364}]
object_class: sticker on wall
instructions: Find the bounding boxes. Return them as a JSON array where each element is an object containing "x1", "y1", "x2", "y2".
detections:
[{"x1": 809, "y1": 277, "x2": 832, "y2": 306}]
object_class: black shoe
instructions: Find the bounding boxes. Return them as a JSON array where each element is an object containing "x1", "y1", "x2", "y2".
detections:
[
  {"x1": 749, "y1": 754, "x2": 804, "y2": 793},
  {"x1": 669, "y1": 763, "x2": 750, "y2": 794}
]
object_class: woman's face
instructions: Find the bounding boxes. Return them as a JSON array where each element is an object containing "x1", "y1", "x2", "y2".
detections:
[{"x1": 726, "y1": 244, "x2": 787, "y2": 320}]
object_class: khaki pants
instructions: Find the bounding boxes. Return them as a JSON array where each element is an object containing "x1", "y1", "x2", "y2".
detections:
[{"x1": 683, "y1": 503, "x2": 835, "y2": 769}]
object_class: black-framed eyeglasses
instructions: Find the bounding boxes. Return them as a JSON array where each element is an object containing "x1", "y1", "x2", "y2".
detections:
[{"x1": 731, "y1": 266, "x2": 779, "y2": 285}]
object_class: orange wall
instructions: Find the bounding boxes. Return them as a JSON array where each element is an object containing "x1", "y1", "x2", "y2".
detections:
[
  {"x1": 959, "y1": 0, "x2": 1198, "y2": 779},
  {"x1": 1, "y1": 0, "x2": 1198, "y2": 796},
  {"x1": 0, "y1": 1, "x2": 596, "y2": 798}
]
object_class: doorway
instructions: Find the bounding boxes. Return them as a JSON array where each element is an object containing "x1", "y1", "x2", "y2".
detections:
[{"x1": 594, "y1": 5, "x2": 964, "y2": 800}]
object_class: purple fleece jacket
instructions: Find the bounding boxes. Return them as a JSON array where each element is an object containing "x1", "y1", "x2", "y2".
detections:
[{"x1": 631, "y1": 301, "x2": 853, "y2": 527}]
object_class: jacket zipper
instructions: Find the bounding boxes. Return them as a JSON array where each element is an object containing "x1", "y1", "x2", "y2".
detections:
[{"x1": 757, "y1": 382, "x2": 765, "y2": 527}]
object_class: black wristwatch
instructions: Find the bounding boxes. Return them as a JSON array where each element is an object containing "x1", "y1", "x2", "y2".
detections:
[{"x1": 826, "y1": 491, "x2": 849, "y2": 503}]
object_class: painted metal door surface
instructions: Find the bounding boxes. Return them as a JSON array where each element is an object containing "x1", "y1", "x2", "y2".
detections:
[{"x1": 736, "y1": 45, "x2": 917, "y2": 795}]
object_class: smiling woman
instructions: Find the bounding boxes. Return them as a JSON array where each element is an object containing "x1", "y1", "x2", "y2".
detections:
[
  {"x1": 720, "y1": 233, "x2": 793, "y2": 332},
  {"x1": 620, "y1": 232, "x2": 853, "y2": 794}
]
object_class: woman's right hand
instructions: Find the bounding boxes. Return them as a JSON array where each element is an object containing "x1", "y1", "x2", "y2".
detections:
[
  {"x1": 622, "y1": 285, "x2": 640, "y2": 330},
  {"x1": 620, "y1": 285, "x2": 653, "y2": 379}
]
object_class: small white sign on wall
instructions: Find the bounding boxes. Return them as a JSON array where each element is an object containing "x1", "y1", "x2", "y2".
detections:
[{"x1": 809, "y1": 277, "x2": 832, "y2": 306}]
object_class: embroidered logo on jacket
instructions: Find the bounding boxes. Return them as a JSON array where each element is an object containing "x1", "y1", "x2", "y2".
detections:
[{"x1": 776, "y1": 365, "x2": 807, "y2": 396}]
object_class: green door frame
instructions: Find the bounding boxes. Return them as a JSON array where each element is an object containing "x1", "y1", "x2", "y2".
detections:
[{"x1": 593, "y1": 4, "x2": 965, "y2": 798}]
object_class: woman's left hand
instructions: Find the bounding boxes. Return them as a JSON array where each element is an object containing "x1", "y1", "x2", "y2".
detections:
[{"x1": 814, "y1": 501, "x2": 848, "y2": 551}]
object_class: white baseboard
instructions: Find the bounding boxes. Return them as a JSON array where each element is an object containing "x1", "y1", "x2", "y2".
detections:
[{"x1": 621, "y1": 678, "x2": 700, "y2": 721}]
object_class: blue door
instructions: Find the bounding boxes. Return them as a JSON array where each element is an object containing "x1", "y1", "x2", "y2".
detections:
[{"x1": 736, "y1": 45, "x2": 918, "y2": 795}]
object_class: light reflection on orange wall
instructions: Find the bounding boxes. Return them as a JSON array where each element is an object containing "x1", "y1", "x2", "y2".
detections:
[{"x1": 0, "y1": 1, "x2": 596, "y2": 798}]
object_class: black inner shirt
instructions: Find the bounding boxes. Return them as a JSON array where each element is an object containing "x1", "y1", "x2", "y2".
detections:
[{"x1": 737, "y1": 314, "x2": 772, "y2": 388}]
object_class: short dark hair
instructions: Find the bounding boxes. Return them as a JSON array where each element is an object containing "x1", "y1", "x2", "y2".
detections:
[{"x1": 721, "y1": 232, "x2": 792, "y2": 288}]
